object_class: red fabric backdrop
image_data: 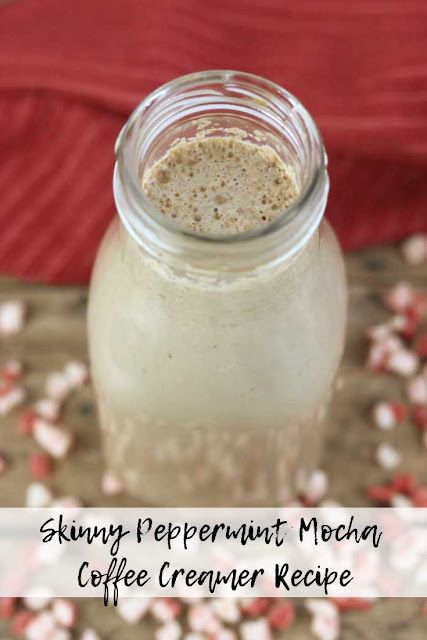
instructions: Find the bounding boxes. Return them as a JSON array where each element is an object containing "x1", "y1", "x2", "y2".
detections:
[{"x1": 0, "y1": 0, "x2": 426, "y2": 283}]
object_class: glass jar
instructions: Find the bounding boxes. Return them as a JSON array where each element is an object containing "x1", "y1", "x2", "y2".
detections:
[{"x1": 88, "y1": 71, "x2": 347, "y2": 507}]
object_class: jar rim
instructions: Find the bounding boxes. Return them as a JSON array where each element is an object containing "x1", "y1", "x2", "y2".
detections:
[{"x1": 114, "y1": 70, "x2": 329, "y2": 271}]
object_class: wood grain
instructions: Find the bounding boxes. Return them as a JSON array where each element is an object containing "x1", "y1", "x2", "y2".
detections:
[{"x1": 0, "y1": 244, "x2": 426, "y2": 638}]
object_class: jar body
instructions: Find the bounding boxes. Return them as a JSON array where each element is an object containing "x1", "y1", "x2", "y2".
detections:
[{"x1": 88, "y1": 219, "x2": 347, "y2": 506}]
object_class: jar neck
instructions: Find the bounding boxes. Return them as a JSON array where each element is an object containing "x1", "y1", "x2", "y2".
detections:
[{"x1": 114, "y1": 70, "x2": 329, "y2": 276}]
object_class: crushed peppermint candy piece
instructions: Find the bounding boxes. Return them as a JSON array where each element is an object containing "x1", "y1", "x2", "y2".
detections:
[
  {"x1": 188, "y1": 603, "x2": 221, "y2": 634},
  {"x1": 0, "y1": 596, "x2": 17, "y2": 619},
  {"x1": 415, "y1": 329, "x2": 427, "y2": 358},
  {"x1": 155, "y1": 620, "x2": 182, "y2": 640},
  {"x1": 412, "y1": 487, "x2": 427, "y2": 507},
  {"x1": 23, "y1": 590, "x2": 52, "y2": 611},
  {"x1": 267, "y1": 601, "x2": 296, "y2": 631},
  {"x1": 80, "y1": 630, "x2": 101, "y2": 640},
  {"x1": 401, "y1": 234, "x2": 427, "y2": 265},
  {"x1": 383, "y1": 283, "x2": 415, "y2": 313},
  {"x1": 367, "y1": 484, "x2": 396, "y2": 504},
  {"x1": 413, "y1": 406, "x2": 427, "y2": 431},
  {"x1": 33, "y1": 418, "x2": 73, "y2": 459},
  {"x1": 25, "y1": 610, "x2": 57, "y2": 640},
  {"x1": 372, "y1": 402, "x2": 396, "y2": 430},
  {"x1": 211, "y1": 598, "x2": 241, "y2": 624},
  {"x1": 10, "y1": 610, "x2": 35, "y2": 636},
  {"x1": 52, "y1": 599, "x2": 77, "y2": 629},
  {"x1": 386, "y1": 349, "x2": 419, "y2": 377},
  {"x1": 63, "y1": 361, "x2": 89, "y2": 388},
  {"x1": 391, "y1": 473, "x2": 418, "y2": 495},
  {"x1": 150, "y1": 599, "x2": 181, "y2": 623},
  {"x1": 0, "y1": 360, "x2": 23, "y2": 382},
  {"x1": 28, "y1": 453, "x2": 53, "y2": 480},
  {"x1": 26, "y1": 483, "x2": 53, "y2": 508},
  {"x1": 301, "y1": 469, "x2": 329, "y2": 505},
  {"x1": 0, "y1": 386, "x2": 26, "y2": 415},
  {"x1": 376, "y1": 443, "x2": 401, "y2": 470},
  {"x1": 117, "y1": 598, "x2": 151, "y2": 624},
  {"x1": 101, "y1": 471, "x2": 123, "y2": 497},
  {"x1": 34, "y1": 398, "x2": 61, "y2": 423},
  {"x1": 240, "y1": 619, "x2": 272, "y2": 640},
  {"x1": 306, "y1": 600, "x2": 339, "y2": 640},
  {"x1": 18, "y1": 408, "x2": 37, "y2": 437},
  {"x1": 0, "y1": 300, "x2": 26, "y2": 336},
  {"x1": 45, "y1": 372, "x2": 70, "y2": 402},
  {"x1": 407, "y1": 376, "x2": 427, "y2": 404}
]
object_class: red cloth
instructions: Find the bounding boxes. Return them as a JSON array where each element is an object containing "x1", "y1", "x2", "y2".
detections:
[{"x1": 0, "y1": 0, "x2": 426, "y2": 283}]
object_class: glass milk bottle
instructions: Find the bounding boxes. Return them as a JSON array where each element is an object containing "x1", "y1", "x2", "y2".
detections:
[{"x1": 88, "y1": 71, "x2": 347, "y2": 506}]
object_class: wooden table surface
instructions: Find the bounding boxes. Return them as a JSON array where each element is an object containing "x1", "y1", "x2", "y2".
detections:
[{"x1": 0, "y1": 245, "x2": 426, "y2": 639}]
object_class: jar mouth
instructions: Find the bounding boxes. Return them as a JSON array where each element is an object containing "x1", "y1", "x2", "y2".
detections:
[{"x1": 114, "y1": 70, "x2": 328, "y2": 270}]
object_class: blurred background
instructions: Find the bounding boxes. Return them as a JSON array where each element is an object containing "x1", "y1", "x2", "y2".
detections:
[{"x1": 0, "y1": 0, "x2": 426, "y2": 283}]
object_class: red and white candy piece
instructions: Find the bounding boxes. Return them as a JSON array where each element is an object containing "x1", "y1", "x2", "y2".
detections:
[
  {"x1": 45, "y1": 372, "x2": 71, "y2": 402},
  {"x1": 26, "y1": 483, "x2": 53, "y2": 508},
  {"x1": 240, "y1": 619, "x2": 272, "y2": 640},
  {"x1": 52, "y1": 599, "x2": 77, "y2": 629},
  {"x1": 117, "y1": 598, "x2": 152, "y2": 624},
  {"x1": 33, "y1": 418, "x2": 73, "y2": 459},
  {"x1": 188, "y1": 603, "x2": 221, "y2": 634},
  {"x1": 401, "y1": 234, "x2": 427, "y2": 265},
  {"x1": 10, "y1": 610, "x2": 35, "y2": 636},
  {"x1": 306, "y1": 600, "x2": 339, "y2": 640},
  {"x1": 24, "y1": 610, "x2": 57, "y2": 640},
  {"x1": 211, "y1": 598, "x2": 241, "y2": 624},
  {"x1": 0, "y1": 386, "x2": 26, "y2": 415},
  {"x1": 23, "y1": 590, "x2": 52, "y2": 611},
  {"x1": 0, "y1": 300, "x2": 26, "y2": 336},
  {"x1": 28, "y1": 453, "x2": 52, "y2": 480},
  {"x1": 407, "y1": 376, "x2": 427, "y2": 405},
  {"x1": 376, "y1": 443, "x2": 401, "y2": 470},
  {"x1": 383, "y1": 283, "x2": 415, "y2": 313},
  {"x1": 301, "y1": 469, "x2": 329, "y2": 505},
  {"x1": 372, "y1": 401, "x2": 406, "y2": 430},
  {"x1": 211, "y1": 630, "x2": 237, "y2": 640},
  {"x1": 34, "y1": 398, "x2": 61, "y2": 423},
  {"x1": 155, "y1": 620, "x2": 182, "y2": 640},
  {"x1": 101, "y1": 471, "x2": 123, "y2": 497},
  {"x1": 63, "y1": 361, "x2": 89, "y2": 388},
  {"x1": 267, "y1": 601, "x2": 296, "y2": 631},
  {"x1": 386, "y1": 349, "x2": 419, "y2": 377},
  {"x1": 150, "y1": 598, "x2": 181, "y2": 623},
  {"x1": 0, "y1": 360, "x2": 23, "y2": 382}
]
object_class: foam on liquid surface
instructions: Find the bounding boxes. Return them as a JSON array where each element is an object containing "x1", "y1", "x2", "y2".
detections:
[{"x1": 142, "y1": 136, "x2": 299, "y2": 235}]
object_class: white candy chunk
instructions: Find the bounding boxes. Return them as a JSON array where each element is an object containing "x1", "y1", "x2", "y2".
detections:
[
  {"x1": 376, "y1": 443, "x2": 401, "y2": 470},
  {"x1": 0, "y1": 386, "x2": 26, "y2": 415},
  {"x1": 240, "y1": 619, "x2": 272, "y2": 640},
  {"x1": 64, "y1": 361, "x2": 89, "y2": 387},
  {"x1": 101, "y1": 471, "x2": 123, "y2": 496},
  {"x1": 302, "y1": 469, "x2": 329, "y2": 504},
  {"x1": 188, "y1": 603, "x2": 221, "y2": 634},
  {"x1": 80, "y1": 630, "x2": 101, "y2": 640},
  {"x1": 211, "y1": 598, "x2": 241, "y2": 624},
  {"x1": 401, "y1": 234, "x2": 427, "y2": 265},
  {"x1": 407, "y1": 376, "x2": 427, "y2": 404},
  {"x1": 1, "y1": 359, "x2": 23, "y2": 379},
  {"x1": 25, "y1": 611, "x2": 57, "y2": 640},
  {"x1": 45, "y1": 372, "x2": 71, "y2": 401},
  {"x1": 386, "y1": 350, "x2": 419, "y2": 377},
  {"x1": 306, "y1": 600, "x2": 340, "y2": 640},
  {"x1": 0, "y1": 300, "x2": 26, "y2": 336},
  {"x1": 33, "y1": 418, "x2": 73, "y2": 459},
  {"x1": 155, "y1": 621, "x2": 182, "y2": 640},
  {"x1": 26, "y1": 483, "x2": 53, "y2": 508},
  {"x1": 117, "y1": 598, "x2": 151, "y2": 624},
  {"x1": 34, "y1": 398, "x2": 61, "y2": 422},
  {"x1": 372, "y1": 402, "x2": 396, "y2": 430},
  {"x1": 384, "y1": 283, "x2": 414, "y2": 312},
  {"x1": 52, "y1": 599, "x2": 77, "y2": 628}
]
